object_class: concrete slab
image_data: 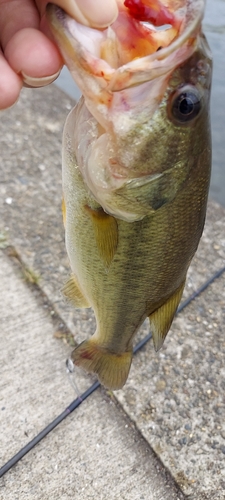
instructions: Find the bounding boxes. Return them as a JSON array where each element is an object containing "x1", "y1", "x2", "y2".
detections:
[
  {"x1": 0, "y1": 85, "x2": 225, "y2": 499},
  {"x1": 0, "y1": 251, "x2": 184, "y2": 500}
]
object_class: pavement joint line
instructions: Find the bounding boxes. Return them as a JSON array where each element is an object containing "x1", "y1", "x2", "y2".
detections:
[
  {"x1": 2, "y1": 245, "x2": 75, "y2": 347},
  {"x1": 1, "y1": 263, "x2": 224, "y2": 479}
]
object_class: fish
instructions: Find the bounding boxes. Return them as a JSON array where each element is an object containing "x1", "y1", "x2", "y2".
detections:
[{"x1": 46, "y1": 0, "x2": 212, "y2": 390}]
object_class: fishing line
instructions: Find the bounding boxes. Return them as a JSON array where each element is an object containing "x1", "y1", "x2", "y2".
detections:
[
  {"x1": 177, "y1": 265, "x2": 225, "y2": 313},
  {"x1": 1, "y1": 265, "x2": 225, "y2": 478}
]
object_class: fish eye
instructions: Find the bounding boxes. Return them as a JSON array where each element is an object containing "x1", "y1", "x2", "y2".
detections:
[{"x1": 169, "y1": 86, "x2": 202, "y2": 124}]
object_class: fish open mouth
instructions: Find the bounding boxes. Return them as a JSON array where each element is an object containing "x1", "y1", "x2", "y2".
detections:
[
  {"x1": 47, "y1": 0, "x2": 205, "y2": 92},
  {"x1": 64, "y1": 0, "x2": 182, "y2": 69},
  {"x1": 94, "y1": 0, "x2": 184, "y2": 68},
  {"x1": 46, "y1": 0, "x2": 207, "y2": 222}
]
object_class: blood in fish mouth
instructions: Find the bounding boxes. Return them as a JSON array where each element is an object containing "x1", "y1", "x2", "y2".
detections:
[
  {"x1": 99, "y1": 0, "x2": 182, "y2": 67},
  {"x1": 124, "y1": 0, "x2": 176, "y2": 27}
]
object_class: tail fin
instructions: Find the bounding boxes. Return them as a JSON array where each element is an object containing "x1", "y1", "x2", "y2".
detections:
[{"x1": 71, "y1": 339, "x2": 133, "y2": 390}]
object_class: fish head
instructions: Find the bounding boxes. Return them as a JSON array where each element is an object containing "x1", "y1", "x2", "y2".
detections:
[{"x1": 47, "y1": 0, "x2": 212, "y2": 221}]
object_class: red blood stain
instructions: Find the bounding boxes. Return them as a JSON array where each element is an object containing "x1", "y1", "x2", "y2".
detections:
[
  {"x1": 112, "y1": 10, "x2": 159, "y2": 59},
  {"x1": 124, "y1": 0, "x2": 175, "y2": 26},
  {"x1": 80, "y1": 350, "x2": 93, "y2": 360}
]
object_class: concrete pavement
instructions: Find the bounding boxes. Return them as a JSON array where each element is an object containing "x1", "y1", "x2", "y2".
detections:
[{"x1": 0, "y1": 250, "x2": 184, "y2": 500}]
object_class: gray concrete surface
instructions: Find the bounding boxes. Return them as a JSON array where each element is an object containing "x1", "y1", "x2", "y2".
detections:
[
  {"x1": 0, "y1": 251, "x2": 184, "y2": 500},
  {"x1": 0, "y1": 85, "x2": 225, "y2": 499}
]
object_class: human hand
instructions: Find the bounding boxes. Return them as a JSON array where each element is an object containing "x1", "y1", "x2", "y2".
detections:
[{"x1": 0, "y1": 0, "x2": 118, "y2": 110}]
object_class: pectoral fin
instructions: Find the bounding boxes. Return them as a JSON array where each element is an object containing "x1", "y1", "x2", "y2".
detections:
[
  {"x1": 62, "y1": 275, "x2": 90, "y2": 308},
  {"x1": 85, "y1": 206, "x2": 118, "y2": 269},
  {"x1": 149, "y1": 281, "x2": 185, "y2": 352}
]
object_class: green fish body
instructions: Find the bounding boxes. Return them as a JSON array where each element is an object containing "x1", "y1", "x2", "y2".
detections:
[{"x1": 47, "y1": 0, "x2": 212, "y2": 389}]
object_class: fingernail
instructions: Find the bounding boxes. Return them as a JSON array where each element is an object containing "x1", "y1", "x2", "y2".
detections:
[
  {"x1": 54, "y1": 0, "x2": 118, "y2": 28},
  {"x1": 21, "y1": 70, "x2": 61, "y2": 88}
]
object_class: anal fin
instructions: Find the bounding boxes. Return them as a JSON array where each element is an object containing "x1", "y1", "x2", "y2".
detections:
[
  {"x1": 71, "y1": 338, "x2": 132, "y2": 390},
  {"x1": 149, "y1": 280, "x2": 185, "y2": 352},
  {"x1": 62, "y1": 274, "x2": 90, "y2": 308},
  {"x1": 85, "y1": 206, "x2": 118, "y2": 269}
]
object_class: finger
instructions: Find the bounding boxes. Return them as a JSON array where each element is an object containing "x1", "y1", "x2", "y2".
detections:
[
  {"x1": 37, "y1": 0, "x2": 118, "y2": 28},
  {"x1": 0, "y1": 50, "x2": 22, "y2": 109},
  {"x1": 0, "y1": 0, "x2": 40, "y2": 49},
  {"x1": 4, "y1": 27, "x2": 62, "y2": 84}
]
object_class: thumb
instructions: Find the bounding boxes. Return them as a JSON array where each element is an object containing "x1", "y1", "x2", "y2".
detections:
[{"x1": 39, "y1": 0, "x2": 118, "y2": 28}]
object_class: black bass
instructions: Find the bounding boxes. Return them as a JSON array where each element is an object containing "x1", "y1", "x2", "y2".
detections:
[{"x1": 47, "y1": 0, "x2": 212, "y2": 390}]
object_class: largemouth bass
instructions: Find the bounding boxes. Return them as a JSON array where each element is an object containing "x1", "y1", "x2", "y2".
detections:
[{"x1": 47, "y1": 0, "x2": 212, "y2": 390}]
